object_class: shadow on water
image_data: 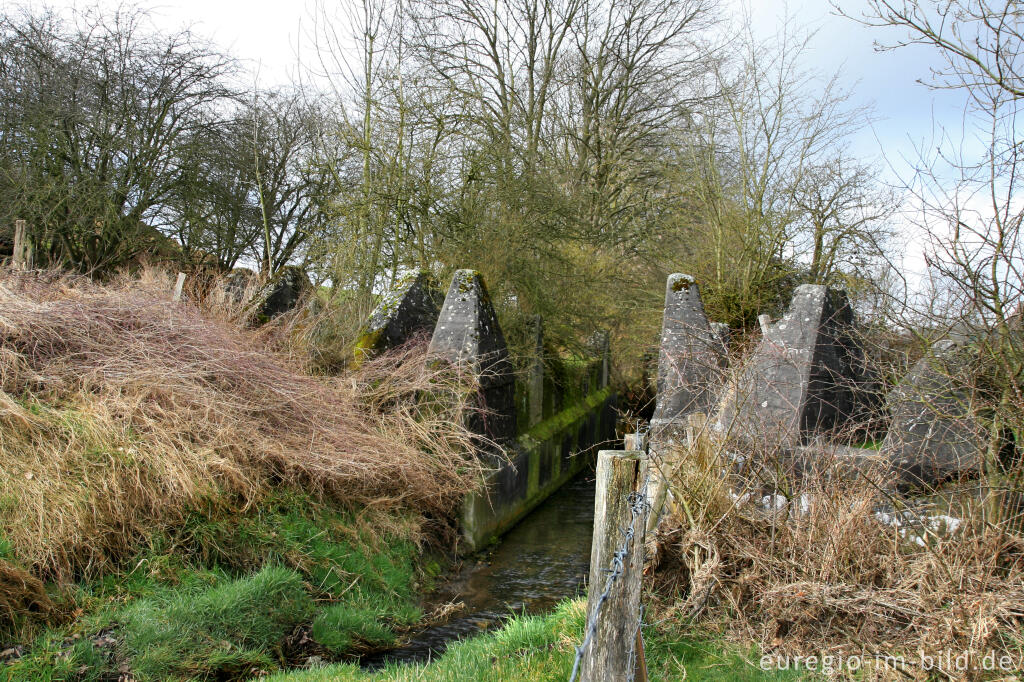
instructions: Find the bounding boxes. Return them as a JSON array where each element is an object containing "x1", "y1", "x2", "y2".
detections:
[{"x1": 359, "y1": 468, "x2": 597, "y2": 669}]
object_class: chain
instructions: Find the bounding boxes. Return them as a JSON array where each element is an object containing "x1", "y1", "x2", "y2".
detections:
[{"x1": 569, "y1": 479, "x2": 650, "y2": 682}]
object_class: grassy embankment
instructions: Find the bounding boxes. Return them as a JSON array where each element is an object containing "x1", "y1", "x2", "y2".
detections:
[
  {"x1": 268, "y1": 599, "x2": 805, "y2": 682},
  {"x1": 0, "y1": 270, "x2": 479, "y2": 680},
  {"x1": 0, "y1": 269, "x2": 806, "y2": 681},
  {"x1": 5, "y1": 496, "x2": 433, "y2": 680}
]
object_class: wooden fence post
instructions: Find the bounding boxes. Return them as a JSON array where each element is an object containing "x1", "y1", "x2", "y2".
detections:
[
  {"x1": 579, "y1": 449, "x2": 649, "y2": 681},
  {"x1": 173, "y1": 272, "x2": 186, "y2": 302},
  {"x1": 646, "y1": 457, "x2": 672, "y2": 535},
  {"x1": 12, "y1": 220, "x2": 27, "y2": 270},
  {"x1": 685, "y1": 412, "x2": 707, "y2": 449},
  {"x1": 646, "y1": 412, "x2": 708, "y2": 534},
  {"x1": 624, "y1": 432, "x2": 645, "y2": 451}
]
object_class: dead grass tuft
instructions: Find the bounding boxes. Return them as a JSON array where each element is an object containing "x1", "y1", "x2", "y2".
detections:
[
  {"x1": 0, "y1": 559, "x2": 53, "y2": 626},
  {"x1": 0, "y1": 269, "x2": 486, "y2": 583},
  {"x1": 652, "y1": 428, "x2": 1024, "y2": 679}
]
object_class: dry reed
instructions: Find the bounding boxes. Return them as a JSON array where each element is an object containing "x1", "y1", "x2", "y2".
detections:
[
  {"x1": 651, "y1": 426, "x2": 1024, "y2": 680},
  {"x1": 0, "y1": 269, "x2": 486, "y2": 583}
]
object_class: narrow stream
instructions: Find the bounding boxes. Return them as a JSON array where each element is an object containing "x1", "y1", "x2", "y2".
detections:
[{"x1": 360, "y1": 468, "x2": 597, "y2": 669}]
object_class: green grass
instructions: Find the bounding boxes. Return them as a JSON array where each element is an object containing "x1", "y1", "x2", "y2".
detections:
[
  {"x1": 265, "y1": 599, "x2": 807, "y2": 682},
  {"x1": 3, "y1": 491, "x2": 427, "y2": 681},
  {"x1": 4, "y1": 491, "x2": 806, "y2": 682},
  {"x1": 120, "y1": 565, "x2": 312, "y2": 679}
]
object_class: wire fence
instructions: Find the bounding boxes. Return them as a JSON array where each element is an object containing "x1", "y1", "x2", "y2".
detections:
[{"x1": 569, "y1": 432, "x2": 652, "y2": 682}]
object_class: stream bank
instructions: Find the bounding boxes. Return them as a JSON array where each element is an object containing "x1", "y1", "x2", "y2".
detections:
[{"x1": 361, "y1": 469, "x2": 597, "y2": 669}]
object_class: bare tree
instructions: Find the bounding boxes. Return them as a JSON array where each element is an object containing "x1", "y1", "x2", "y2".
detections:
[
  {"x1": 677, "y1": 16, "x2": 892, "y2": 325},
  {"x1": 838, "y1": 0, "x2": 1024, "y2": 521},
  {"x1": 243, "y1": 89, "x2": 339, "y2": 275},
  {"x1": 0, "y1": 6, "x2": 235, "y2": 273},
  {"x1": 794, "y1": 156, "x2": 896, "y2": 285},
  {"x1": 306, "y1": 0, "x2": 465, "y2": 298},
  {"x1": 569, "y1": 0, "x2": 719, "y2": 246},
  {"x1": 166, "y1": 114, "x2": 259, "y2": 270},
  {"x1": 405, "y1": 0, "x2": 724, "y2": 347},
  {"x1": 164, "y1": 89, "x2": 338, "y2": 275}
]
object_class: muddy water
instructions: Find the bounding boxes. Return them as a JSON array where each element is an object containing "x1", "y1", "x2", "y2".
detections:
[{"x1": 360, "y1": 469, "x2": 596, "y2": 669}]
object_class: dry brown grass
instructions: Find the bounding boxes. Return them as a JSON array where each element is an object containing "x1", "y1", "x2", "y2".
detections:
[
  {"x1": 651, "y1": 426, "x2": 1024, "y2": 680},
  {"x1": 0, "y1": 268, "x2": 486, "y2": 583},
  {"x1": 0, "y1": 559, "x2": 52, "y2": 626}
]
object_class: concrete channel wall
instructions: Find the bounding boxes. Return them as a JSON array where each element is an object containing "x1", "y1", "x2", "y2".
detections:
[
  {"x1": 464, "y1": 354, "x2": 616, "y2": 551},
  {"x1": 357, "y1": 269, "x2": 618, "y2": 552}
]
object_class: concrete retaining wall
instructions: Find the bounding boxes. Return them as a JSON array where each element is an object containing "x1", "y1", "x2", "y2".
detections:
[
  {"x1": 422, "y1": 270, "x2": 618, "y2": 552},
  {"x1": 462, "y1": 381, "x2": 617, "y2": 550}
]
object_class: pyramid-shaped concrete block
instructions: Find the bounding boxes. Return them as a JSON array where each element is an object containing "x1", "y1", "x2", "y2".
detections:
[
  {"x1": 428, "y1": 270, "x2": 511, "y2": 382},
  {"x1": 881, "y1": 341, "x2": 986, "y2": 486},
  {"x1": 651, "y1": 274, "x2": 725, "y2": 441},
  {"x1": 716, "y1": 284, "x2": 869, "y2": 448},
  {"x1": 710, "y1": 322, "x2": 731, "y2": 354},
  {"x1": 353, "y1": 270, "x2": 443, "y2": 363},
  {"x1": 428, "y1": 270, "x2": 516, "y2": 444}
]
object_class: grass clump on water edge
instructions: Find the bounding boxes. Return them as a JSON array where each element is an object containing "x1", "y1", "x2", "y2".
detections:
[
  {"x1": 265, "y1": 599, "x2": 805, "y2": 682},
  {"x1": 118, "y1": 565, "x2": 312, "y2": 679},
  {"x1": 6, "y1": 566, "x2": 314, "y2": 681},
  {"x1": 3, "y1": 492, "x2": 429, "y2": 681}
]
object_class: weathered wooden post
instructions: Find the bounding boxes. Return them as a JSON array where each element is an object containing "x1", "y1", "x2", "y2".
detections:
[
  {"x1": 172, "y1": 272, "x2": 187, "y2": 302},
  {"x1": 623, "y1": 432, "x2": 645, "y2": 451},
  {"x1": 644, "y1": 412, "x2": 707, "y2": 534},
  {"x1": 684, "y1": 411, "x2": 706, "y2": 449},
  {"x1": 12, "y1": 220, "x2": 27, "y2": 270},
  {"x1": 623, "y1": 433, "x2": 668, "y2": 538},
  {"x1": 577, "y1": 449, "x2": 649, "y2": 682}
]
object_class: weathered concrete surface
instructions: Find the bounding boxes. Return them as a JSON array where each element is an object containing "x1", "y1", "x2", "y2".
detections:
[
  {"x1": 715, "y1": 285, "x2": 871, "y2": 448},
  {"x1": 881, "y1": 341, "x2": 987, "y2": 486},
  {"x1": 778, "y1": 443, "x2": 890, "y2": 487},
  {"x1": 514, "y1": 322, "x2": 612, "y2": 436},
  {"x1": 429, "y1": 269, "x2": 517, "y2": 448},
  {"x1": 710, "y1": 321, "x2": 731, "y2": 355},
  {"x1": 250, "y1": 266, "x2": 312, "y2": 320},
  {"x1": 650, "y1": 274, "x2": 725, "y2": 445},
  {"x1": 462, "y1": 383, "x2": 617, "y2": 551},
  {"x1": 353, "y1": 270, "x2": 442, "y2": 364},
  {"x1": 223, "y1": 268, "x2": 256, "y2": 304},
  {"x1": 430, "y1": 275, "x2": 617, "y2": 551}
]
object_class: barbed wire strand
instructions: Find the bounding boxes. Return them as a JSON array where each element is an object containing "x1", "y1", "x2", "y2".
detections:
[
  {"x1": 569, "y1": 475, "x2": 650, "y2": 682},
  {"x1": 625, "y1": 603, "x2": 646, "y2": 682}
]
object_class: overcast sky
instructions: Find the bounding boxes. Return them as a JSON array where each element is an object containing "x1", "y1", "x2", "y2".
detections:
[
  {"x1": 18, "y1": 0, "x2": 976, "y2": 282},
  {"x1": 24, "y1": 0, "x2": 968, "y2": 154}
]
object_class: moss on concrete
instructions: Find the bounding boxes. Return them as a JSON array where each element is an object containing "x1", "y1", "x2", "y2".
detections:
[
  {"x1": 521, "y1": 387, "x2": 611, "y2": 447},
  {"x1": 350, "y1": 327, "x2": 385, "y2": 369},
  {"x1": 461, "y1": 386, "x2": 614, "y2": 551}
]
